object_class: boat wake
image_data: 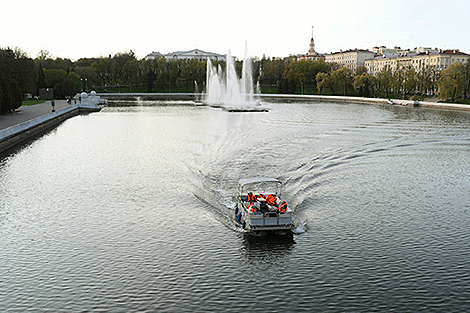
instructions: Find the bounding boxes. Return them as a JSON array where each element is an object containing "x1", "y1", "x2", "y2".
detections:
[{"x1": 292, "y1": 223, "x2": 307, "y2": 234}]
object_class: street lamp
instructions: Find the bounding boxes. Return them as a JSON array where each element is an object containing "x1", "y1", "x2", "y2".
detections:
[{"x1": 81, "y1": 78, "x2": 88, "y2": 92}]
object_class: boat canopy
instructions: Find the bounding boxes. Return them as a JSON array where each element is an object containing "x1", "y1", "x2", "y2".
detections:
[
  {"x1": 238, "y1": 177, "x2": 282, "y2": 186},
  {"x1": 238, "y1": 177, "x2": 283, "y2": 197}
]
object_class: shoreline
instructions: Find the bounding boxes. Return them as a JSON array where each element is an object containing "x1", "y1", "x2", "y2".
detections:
[
  {"x1": 101, "y1": 92, "x2": 470, "y2": 112},
  {"x1": 1, "y1": 93, "x2": 469, "y2": 154},
  {"x1": 0, "y1": 103, "x2": 101, "y2": 153}
]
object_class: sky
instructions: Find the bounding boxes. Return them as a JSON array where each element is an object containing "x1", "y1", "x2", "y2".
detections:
[{"x1": 2, "y1": 0, "x2": 470, "y2": 60}]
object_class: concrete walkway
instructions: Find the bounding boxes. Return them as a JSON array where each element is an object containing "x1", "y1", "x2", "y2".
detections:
[{"x1": 0, "y1": 100, "x2": 73, "y2": 131}]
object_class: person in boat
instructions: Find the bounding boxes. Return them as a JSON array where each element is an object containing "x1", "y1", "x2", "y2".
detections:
[
  {"x1": 257, "y1": 197, "x2": 268, "y2": 214},
  {"x1": 266, "y1": 194, "x2": 277, "y2": 206},
  {"x1": 248, "y1": 203, "x2": 261, "y2": 214},
  {"x1": 246, "y1": 192, "x2": 256, "y2": 202},
  {"x1": 277, "y1": 201, "x2": 288, "y2": 213},
  {"x1": 256, "y1": 194, "x2": 265, "y2": 201}
]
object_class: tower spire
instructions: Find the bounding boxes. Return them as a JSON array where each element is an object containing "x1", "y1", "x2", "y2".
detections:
[{"x1": 308, "y1": 26, "x2": 316, "y2": 56}]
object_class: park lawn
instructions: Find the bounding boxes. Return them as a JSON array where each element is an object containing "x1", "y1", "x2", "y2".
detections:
[{"x1": 22, "y1": 99, "x2": 47, "y2": 106}]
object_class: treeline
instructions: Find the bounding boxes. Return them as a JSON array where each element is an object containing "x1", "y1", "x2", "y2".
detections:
[
  {"x1": 261, "y1": 57, "x2": 470, "y2": 102},
  {"x1": 2, "y1": 46, "x2": 470, "y2": 114},
  {"x1": 43, "y1": 52, "x2": 470, "y2": 102},
  {"x1": 0, "y1": 48, "x2": 35, "y2": 113},
  {"x1": 0, "y1": 48, "x2": 82, "y2": 113}
]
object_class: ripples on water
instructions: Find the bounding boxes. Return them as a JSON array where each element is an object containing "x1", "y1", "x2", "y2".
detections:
[{"x1": 1, "y1": 100, "x2": 470, "y2": 312}]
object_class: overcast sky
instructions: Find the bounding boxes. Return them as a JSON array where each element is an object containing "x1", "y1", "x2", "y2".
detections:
[{"x1": 2, "y1": 0, "x2": 469, "y2": 60}]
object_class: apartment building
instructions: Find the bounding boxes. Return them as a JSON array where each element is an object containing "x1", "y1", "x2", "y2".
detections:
[
  {"x1": 365, "y1": 49, "x2": 470, "y2": 75},
  {"x1": 324, "y1": 49, "x2": 375, "y2": 71}
]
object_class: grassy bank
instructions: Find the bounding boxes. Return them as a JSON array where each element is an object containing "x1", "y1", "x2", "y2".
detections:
[{"x1": 22, "y1": 99, "x2": 47, "y2": 106}]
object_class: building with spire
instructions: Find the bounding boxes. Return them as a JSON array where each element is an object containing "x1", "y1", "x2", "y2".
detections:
[{"x1": 296, "y1": 27, "x2": 324, "y2": 61}]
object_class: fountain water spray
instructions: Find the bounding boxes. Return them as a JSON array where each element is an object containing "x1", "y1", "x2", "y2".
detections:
[{"x1": 204, "y1": 46, "x2": 266, "y2": 111}]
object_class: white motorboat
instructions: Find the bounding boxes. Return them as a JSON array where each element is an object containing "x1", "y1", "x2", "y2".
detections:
[{"x1": 235, "y1": 177, "x2": 294, "y2": 235}]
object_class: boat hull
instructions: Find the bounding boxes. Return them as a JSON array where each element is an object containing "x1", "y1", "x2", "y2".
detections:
[{"x1": 235, "y1": 200, "x2": 294, "y2": 234}]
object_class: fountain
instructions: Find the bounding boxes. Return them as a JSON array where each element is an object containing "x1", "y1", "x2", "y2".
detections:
[{"x1": 203, "y1": 47, "x2": 268, "y2": 112}]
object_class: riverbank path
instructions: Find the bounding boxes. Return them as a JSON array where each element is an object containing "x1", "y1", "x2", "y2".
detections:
[{"x1": 0, "y1": 100, "x2": 71, "y2": 131}]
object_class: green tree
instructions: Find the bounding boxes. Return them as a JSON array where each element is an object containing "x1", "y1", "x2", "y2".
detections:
[
  {"x1": 37, "y1": 64, "x2": 47, "y2": 89},
  {"x1": 353, "y1": 72, "x2": 377, "y2": 97},
  {"x1": 356, "y1": 65, "x2": 368, "y2": 76},
  {"x1": 112, "y1": 51, "x2": 137, "y2": 86},
  {"x1": 283, "y1": 60, "x2": 302, "y2": 93},
  {"x1": 181, "y1": 59, "x2": 206, "y2": 90},
  {"x1": 282, "y1": 59, "x2": 329, "y2": 94},
  {"x1": 316, "y1": 72, "x2": 333, "y2": 94},
  {"x1": 1, "y1": 47, "x2": 37, "y2": 96},
  {"x1": 438, "y1": 62, "x2": 464, "y2": 102},
  {"x1": 377, "y1": 65, "x2": 393, "y2": 98},
  {"x1": 55, "y1": 77, "x2": 80, "y2": 98},
  {"x1": 331, "y1": 67, "x2": 353, "y2": 95},
  {"x1": 44, "y1": 69, "x2": 67, "y2": 88},
  {"x1": 391, "y1": 67, "x2": 405, "y2": 96},
  {"x1": 0, "y1": 74, "x2": 13, "y2": 113},
  {"x1": 259, "y1": 57, "x2": 287, "y2": 93},
  {"x1": 462, "y1": 61, "x2": 470, "y2": 99},
  {"x1": 9, "y1": 79, "x2": 22, "y2": 110},
  {"x1": 0, "y1": 79, "x2": 3, "y2": 112},
  {"x1": 404, "y1": 67, "x2": 417, "y2": 96}
]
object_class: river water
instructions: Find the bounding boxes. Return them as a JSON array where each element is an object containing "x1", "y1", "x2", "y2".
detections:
[{"x1": 1, "y1": 100, "x2": 470, "y2": 312}]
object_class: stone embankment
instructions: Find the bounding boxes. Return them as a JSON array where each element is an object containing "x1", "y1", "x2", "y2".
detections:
[
  {"x1": 259, "y1": 94, "x2": 470, "y2": 111},
  {"x1": 101, "y1": 92, "x2": 470, "y2": 112},
  {"x1": 0, "y1": 103, "x2": 101, "y2": 153}
]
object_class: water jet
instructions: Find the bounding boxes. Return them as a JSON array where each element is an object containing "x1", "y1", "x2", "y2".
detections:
[{"x1": 203, "y1": 47, "x2": 268, "y2": 112}]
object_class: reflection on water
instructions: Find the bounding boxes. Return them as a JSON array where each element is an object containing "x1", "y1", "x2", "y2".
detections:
[
  {"x1": 242, "y1": 234, "x2": 295, "y2": 263},
  {"x1": 1, "y1": 100, "x2": 470, "y2": 312}
]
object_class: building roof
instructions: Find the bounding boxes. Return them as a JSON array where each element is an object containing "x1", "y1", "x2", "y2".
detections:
[
  {"x1": 164, "y1": 49, "x2": 225, "y2": 58},
  {"x1": 328, "y1": 49, "x2": 374, "y2": 55},
  {"x1": 368, "y1": 49, "x2": 470, "y2": 61},
  {"x1": 146, "y1": 51, "x2": 163, "y2": 58}
]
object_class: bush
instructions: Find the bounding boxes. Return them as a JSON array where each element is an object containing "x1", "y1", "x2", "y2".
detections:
[{"x1": 0, "y1": 74, "x2": 13, "y2": 113}]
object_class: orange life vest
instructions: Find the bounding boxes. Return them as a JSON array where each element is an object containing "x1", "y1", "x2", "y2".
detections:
[
  {"x1": 266, "y1": 194, "x2": 277, "y2": 206},
  {"x1": 246, "y1": 193, "x2": 256, "y2": 202},
  {"x1": 248, "y1": 203, "x2": 259, "y2": 214},
  {"x1": 278, "y1": 201, "x2": 288, "y2": 213},
  {"x1": 256, "y1": 194, "x2": 265, "y2": 200}
]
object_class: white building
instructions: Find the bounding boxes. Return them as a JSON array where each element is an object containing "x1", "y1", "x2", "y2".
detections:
[
  {"x1": 365, "y1": 49, "x2": 470, "y2": 75},
  {"x1": 372, "y1": 46, "x2": 410, "y2": 55},
  {"x1": 164, "y1": 49, "x2": 226, "y2": 62},
  {"x1": 372, "y1": 46, "x2": 439, "y2": 56},
  {"x1": 146, "y1": 51, "x2": 164, "y2": 60},
  {"x1": 325, "y1": 49, "x2": 375, "y2": 71}
]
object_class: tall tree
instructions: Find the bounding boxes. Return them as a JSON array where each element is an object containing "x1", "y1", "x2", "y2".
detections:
[
  {"x1": 331, "y1": 67, "x2": 353, "y2": 96},
  {"x1": 438, "y1": 62, "x2": 464, "y2": 102},
  {"x1": 377, "y1": 65, "x2": 393, "y2": 98},
  {"x1": 316, "y1": 72, "x2": 333, "y2": 94},
  {"x1": 0, "y1": 74, "x2": 13, "y2": 113},
  {"x1": 462, "y1": 61, "x2": 470, "y2": 99},
  {"x1": 353, "y1": 72, "x2": 376, "y2": 97}
]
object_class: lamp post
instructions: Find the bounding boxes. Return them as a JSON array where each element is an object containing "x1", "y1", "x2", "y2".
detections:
[{"x1": 81, "y1": 78, "x2": 88, "y2": 92}]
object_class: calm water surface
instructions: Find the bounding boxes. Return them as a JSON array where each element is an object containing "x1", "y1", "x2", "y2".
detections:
[{"x1": 1, "y1": 100, "x2": 470, "y2": 312}]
